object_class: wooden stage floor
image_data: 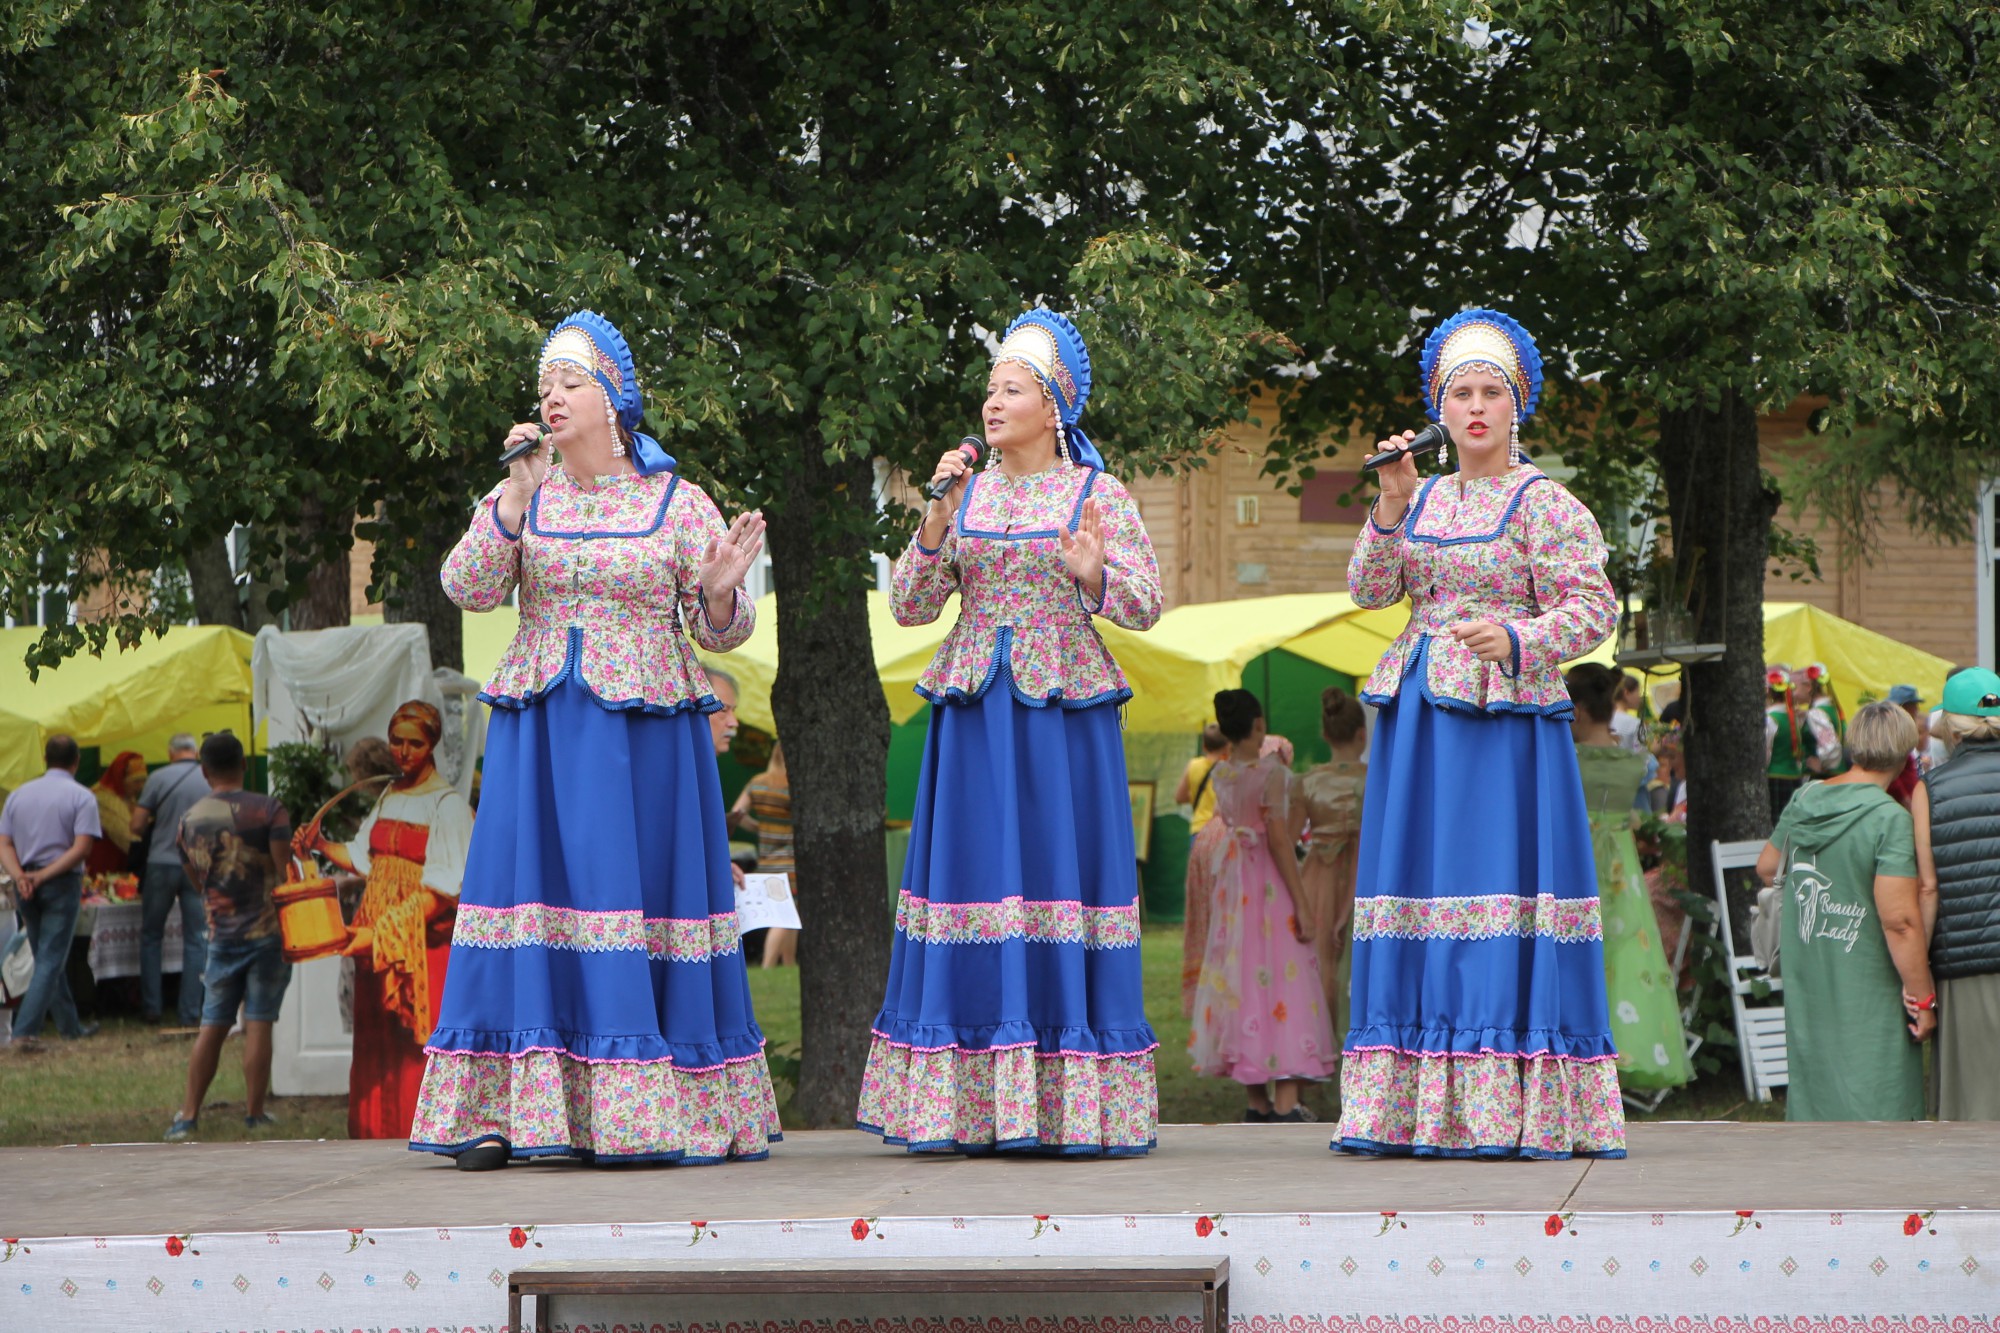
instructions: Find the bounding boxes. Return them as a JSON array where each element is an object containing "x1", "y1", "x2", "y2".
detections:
[{"x1": 7, "y1": 1120, "x2": 1998, "y2": 1236}]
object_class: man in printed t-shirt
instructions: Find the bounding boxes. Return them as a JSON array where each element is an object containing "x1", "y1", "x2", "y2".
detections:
[{"x1": 164, "y1": 732, "x2": 293, "y2": 1141}]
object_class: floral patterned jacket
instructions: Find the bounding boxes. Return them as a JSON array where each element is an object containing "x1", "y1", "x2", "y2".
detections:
[
  {"x1": 441, "y1": 467, "x2": 753, "y2": 714},
  {"x1": 1347, "y1": 466, "x2": 1614, "y2": 716},
  {"x1": 893, "y1": 465, "x2": 1161, "y2": 707}
]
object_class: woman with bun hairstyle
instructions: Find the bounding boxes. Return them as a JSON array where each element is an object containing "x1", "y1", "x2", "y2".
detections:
[
  {"x1": 858, "y1": 309, "x2": 1163, "y2": 1156},
  {"x1": 1338, "y1": 309, "x2": 1624, "y2": 1159},
  {"x1": 1291, "y1": 687, "x2": 1369, "y2": 1057},
  {"x1": 1188, "y1": 689, "x2": 1337, "y2": 1122},
  {"x1": 1566, "y1": 663, "x2": 1693, "y2": 1096}
]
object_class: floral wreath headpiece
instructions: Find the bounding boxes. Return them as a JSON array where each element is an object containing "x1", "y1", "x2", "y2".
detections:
[
  {"x1": 538, "y1": 310, "x2": 677, "y2": 477},
  {"x1": 1418, "y1": 307, "x2": 1544, "y2": 425},
  {"x1": 993, "y1": 308, "x2": 1103, "y2": 469}
]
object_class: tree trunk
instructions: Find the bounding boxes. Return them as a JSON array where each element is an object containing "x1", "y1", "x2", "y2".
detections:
[
  {"x1": 766, "y1": 442, "x2": 892, "y2": 1128},
  {"x1": 1656, "y1": 387, "x2": 1780, "y2": 903},
  {"x1": 186, "y1": 534, "x2": 241, "y2": 627},
  {"x1": 288, "y1": 497, "x2": 353, "y2": 631},
  {"x1": 383, "y1": 511, "x2": 466, "y2": 673}
]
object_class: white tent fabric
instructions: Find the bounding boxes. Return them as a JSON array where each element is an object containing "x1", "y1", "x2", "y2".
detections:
[{"x1": 252, "y1": 623, "x2": 442, "y2": 760}]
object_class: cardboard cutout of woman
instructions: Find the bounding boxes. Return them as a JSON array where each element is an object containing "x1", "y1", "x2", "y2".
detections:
[{"x1": 298, "y1": 701, "x2": 472, "y2": 1139}]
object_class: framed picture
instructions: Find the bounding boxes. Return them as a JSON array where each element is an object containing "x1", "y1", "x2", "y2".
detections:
[{"x1": 1128, "y1": 781, "x2": 1156, "y2": 862}]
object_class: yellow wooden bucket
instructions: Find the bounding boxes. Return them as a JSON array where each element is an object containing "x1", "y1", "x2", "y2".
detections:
[{"x1": 273, "y1": 875, "x2": 348, "y2": 964}]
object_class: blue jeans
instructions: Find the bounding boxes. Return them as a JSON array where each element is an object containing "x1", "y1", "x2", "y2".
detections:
[
  {"x1": 12, "y1": 871, "x2": 84, "y2": 1039},
  {"x1": 139, "y1": 863, "x2": 207, "y2": 1023},
  {"x1": 200, "y1": 935, "x2": 292, "y2": 1026}
]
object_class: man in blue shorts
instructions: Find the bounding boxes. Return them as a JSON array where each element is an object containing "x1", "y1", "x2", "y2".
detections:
[{"x1": 165, "y1": 733, "x2": 293, "y2": 1140}]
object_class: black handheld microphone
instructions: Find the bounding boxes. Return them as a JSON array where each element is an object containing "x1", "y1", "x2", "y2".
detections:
[
  {"x1": 498, "y1": 423, "x2": 550, "y2": 467},
  {"x1": 923, "y1": 436, "x2": 986, "y2": 501},
  {"x1": 1361, "y1": 422, "x2": 1453, "y2": 472}
]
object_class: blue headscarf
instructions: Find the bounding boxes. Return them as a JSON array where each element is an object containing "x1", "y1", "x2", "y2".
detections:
[
  {"x1": 993, "y1": 308, "x2": 1103, "y2": 469},
  {"x1": 538, "y1": 310, "x2": 677, "y2": 477}
]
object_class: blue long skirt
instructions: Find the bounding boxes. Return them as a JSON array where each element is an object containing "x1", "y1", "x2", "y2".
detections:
[
  {"x1": 857, "y1": 690, "x2": 1159, "y2": 1155},
  {"x1": 409, "y1": 679, "x2": 780, "y2": 1164},
  {"x1": 1335, "y1": 670, "x2": 1627, "y2": 1160}
]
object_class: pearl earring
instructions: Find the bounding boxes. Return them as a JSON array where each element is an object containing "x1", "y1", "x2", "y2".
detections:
[
  {"x1": 1509, "y1": 420, "x2": 1521, "y2": 466},
  {"x1": 1056, "y1": 422, "x2": 1071, "y2": 466},
  {"x1": 1438, "y1": 433, "x2": 1449, "y2": 471}
]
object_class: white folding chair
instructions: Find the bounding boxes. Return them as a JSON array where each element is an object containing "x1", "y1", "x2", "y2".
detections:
[{"x1": 1710, "y1": 837, "x2": 1787, "y2": 1102}]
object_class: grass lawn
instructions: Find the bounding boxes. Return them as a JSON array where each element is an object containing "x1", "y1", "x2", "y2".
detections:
[{"x1": 0, "y1": 927, "x2": 1778, "y2": 1148}]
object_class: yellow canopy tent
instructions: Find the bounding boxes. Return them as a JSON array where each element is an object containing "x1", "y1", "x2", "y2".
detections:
[
  {"x1": 0, "y1": 626, "x2": 257, "y2": 790},
  {"x1": 1280, "y1": 599, "x2": 1957, "y2": 713}
]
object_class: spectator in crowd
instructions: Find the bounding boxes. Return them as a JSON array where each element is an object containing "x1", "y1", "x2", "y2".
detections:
[
  {"x1": 343, "y1": 737, "x2": 401, "y2": 785},
  {"x1": 131, "y1": 734, "x2": 211, "y2": 1025},
  {"x1": 1567, "y1": 664, "x2": 1692, "y2": 1095},
  {"x1": 1187, "y1": 689, "x2": 1333, "y2": 1122},
  {"x1": 1886, "y1": 684, "x2": 1927, "y2": 806},
  {"x1": 85, "y1": 750, "x2": 149, "y2": 876},
  {"x1": 1794, "y1": 664, "x2": 1848, "y2": 777},
  {"x1": 705, "y1": 668, "x2": 749, "y2": 894},
  {"x1": 1290, "y1": 688, "x2": 1368, "y2": 1056},
  {"x1": 1177, "y1": 725, "x2": 1229, "y2": 1016},
  {"x1": 730, "y1": 740, "x2": 796, "y2": 967},
  {"x1": 1610, "y1": 673, "x2": 1647, "y2": 753},
  {"x1": 1756, "y1": 702, "x2": 1931, "y2": 1122},
  {"x1": 1765, "y1": 664, "x2": 1817, "y2": 817},
  {"x1": 0, "y1": 735, "x2": 102, "y2": 1048},
  {"x1": 165, "y1": 733, "x2": 294, "y2": 1140},
  {"x1": 1913, "y1": 667, "x2": 2000, "y2": 1120}
]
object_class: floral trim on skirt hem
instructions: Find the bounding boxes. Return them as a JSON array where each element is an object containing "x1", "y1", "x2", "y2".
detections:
[
  {"x1": 857, "y1": 1037, "x2": 1157, "y2": 1156},
  {"x1": 1332, "y1": 1047, "x2": 1627, "y2": 1160},
  {"x1": 409, "y1": 1048, "x2": 781, "y2": 1164}
]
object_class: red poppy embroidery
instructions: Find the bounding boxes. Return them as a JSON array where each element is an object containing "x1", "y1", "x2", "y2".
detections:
[
  {"x1": 1544, "y1": 1214, "x2": 1564, "y2": 1236},
  {"x1": 1195, "y1": 1216, "x2": 1214, "y2": 1238},
  {"x1": 509, "y1": 1227, "x2": 530, "y2": 1249},
  {"x1": 165, "y1": 1235, "x2": 185, "y2": 1257},
  {"x1": 851, "y1": 1218, "x2": 871, "y2": 1241},
  {"x1": 1904, "y1": 1214, "x2": 1924, "y2": 1236}
]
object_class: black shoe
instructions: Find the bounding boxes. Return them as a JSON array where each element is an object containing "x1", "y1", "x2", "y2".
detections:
[
  {"x1": 455, "y1": 1139, "x2": 509, "y2": 1172},
  {"x1": 1270, "y1": 1107, "x2": 1317, "y2": 1124},
  {"x1": 1245, "y1": 1107, "x2": 1272, "y2": 1123}
]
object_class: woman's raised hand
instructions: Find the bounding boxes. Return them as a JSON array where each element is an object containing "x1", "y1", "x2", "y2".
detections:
[
  {"x1": 1371, "y1": 430, "x2": 1421, "y2": 524},
  {"x1": 1060, "y1": 496, "x2": 1107, "y2": 596},
  {"x1": 700, "y1": 510, "x2": 767, "y2": 599}
]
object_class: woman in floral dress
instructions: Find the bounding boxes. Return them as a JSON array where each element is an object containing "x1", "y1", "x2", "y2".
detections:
[
  {"x1": 858, "y1": 308, "x2": 1163, "y2": 1156},
  {"x1": 411, "y1": 311, "x2": 780, "y2": 1169},
  {"x1": 1189, "y1": 689, "x2": 1337, "y2": 1121},
  {"x1": 1336, "y1": 308, "x2": 1625, "y2": 1160}
]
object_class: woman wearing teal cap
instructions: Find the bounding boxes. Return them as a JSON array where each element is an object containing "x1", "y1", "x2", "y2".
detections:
[{"x1": 1914, "y1": 667, "x2": 2000, "y2": 1120}]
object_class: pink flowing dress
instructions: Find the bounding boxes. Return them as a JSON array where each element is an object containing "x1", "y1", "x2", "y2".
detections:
[{"x1": 1187, "y1": 755, "x2": 1338, "y2": 1086}]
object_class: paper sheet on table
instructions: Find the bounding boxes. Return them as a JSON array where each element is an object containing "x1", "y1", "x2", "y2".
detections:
[{"x1": 736, "y1": 873, "x2": 801, "y2": 933}]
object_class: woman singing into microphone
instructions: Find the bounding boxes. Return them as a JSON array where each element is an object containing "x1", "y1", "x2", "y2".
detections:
[
  {"x1": 1337, "y1": 309, "x2": 1625, "y2": 1159},
  {"x1": 858, "y1": 309, "x2": 1164, "y2": 1156},
  {"x1": 411, "y1": 310, "x2": 781, "y2": 1169}
]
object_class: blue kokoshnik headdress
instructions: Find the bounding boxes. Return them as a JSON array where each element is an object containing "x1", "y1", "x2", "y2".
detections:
[
  {"x1": 992, "y1": 308, "x2": 1104, "y2": 469},
  {"x1": 1418, "y1": 307, "x2": 1544, "y2": 425},
  {"x1": 538, "y1": 310, "x2": 677, "y2": 477}
]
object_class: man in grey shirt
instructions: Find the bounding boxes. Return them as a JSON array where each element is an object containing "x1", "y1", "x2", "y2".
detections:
[
  {"x1": 131, "y1": 733, "x2": 210, "y2": 1024},
  {"x1": 0, "y1": 734, "x2": 102, "y2": 1046}
]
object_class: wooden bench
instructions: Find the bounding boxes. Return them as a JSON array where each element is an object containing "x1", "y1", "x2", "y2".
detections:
[{"x1": 508, "y1": 1255, "x2": 1230, "y2": 1333}]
